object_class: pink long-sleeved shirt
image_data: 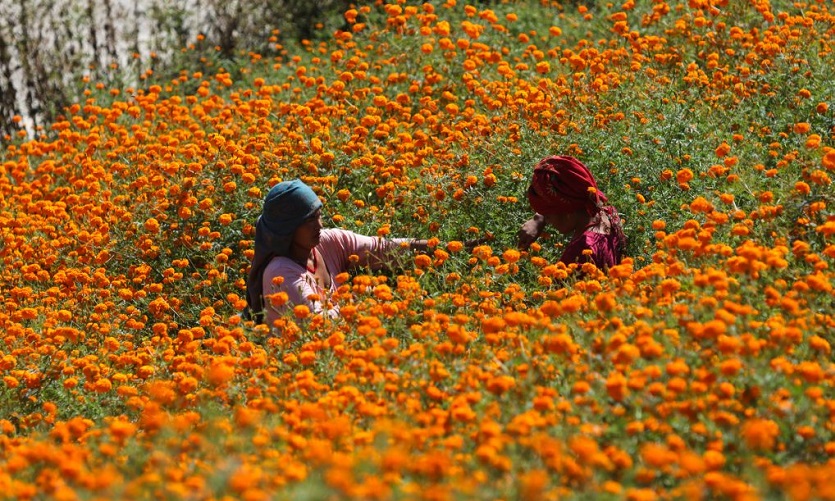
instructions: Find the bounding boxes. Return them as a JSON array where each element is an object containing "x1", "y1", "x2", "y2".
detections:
[{"x1": 261, "y1": 228, "x2": 401, "y2": 326}]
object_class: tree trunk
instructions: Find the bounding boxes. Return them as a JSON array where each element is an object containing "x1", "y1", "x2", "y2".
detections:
[
  {"x1": 87, "y1": 0, "x2": 100, "y2": 67},
  {"x1": 0, "y1": 30, "x2": 21, "y2": 138}
]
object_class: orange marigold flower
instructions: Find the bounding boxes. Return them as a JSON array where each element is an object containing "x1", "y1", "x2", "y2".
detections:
[
  {"x1": 481, "y1": 317, "x2": 506, "y2": 334},
  {"x1": 472, "y1": 245, "x2": 492, "y2": 259},
  {"x1": 795, "y1": 361, "x2": 824, "y2": 383},
  {"x1": 298, "y1": 350, "x2": 316, "y2": 365},
  {"x1": 144, "y1": 217, "x2": 160, "y2": 233},
  {"x1": 414, "y1": 254, "x2": 432, "y2": 268},
  {"x1": 518, "y1": 469, "x2": 548, "y2": 499},
  {"x1": 641, "y1": 443, "x2": 674, "y2": 469},
  {"x1": 486, "y1": 375, "x2": 516, "y2": 395},
  {"x1": 502, "y1": 249, "x2": 521, "y2": 263},
  {"x1": 793, "y1": 122, "x2": 811, "y2": 134},
  {"x1": 268, "y1": 292, "x2": 288, "y2": 307},
  {"x1": 689, "y1": 196, "x2": 714, "y2": 214},
  {"x1": 816, "y1": 220, "x2": 835, "y2": 236},
  {"x1": 605, "y1": 371, "x2": 628, "y2": 401},
  {"x1": 741, "y1": 418, "x2": 780, "y2": 452},
  {"x1": 178, "y1": 376, "x2": 198, "y2": 393},
  {"x1": 822, "y1": 149, "x2": 835, "y2": 170},
  {"x1": 808, "y1": 335, "x2": 831, "y2": 354},
  {"x1": 207, "y1": 361, "x2": 236, "y2": 387},
  {"x1": 293, "y1": 304, "x2": 311, "y2": 319},
  {"x1": 676, "y1": 168, "x2": 693, "y2": 185},
  {"x1": 703, "y1": 450, "x2": 726, "y2": 470},
  {"x1": 806, "y1": 134, "x2": 822, "y2": 149},
  {"x1": 594, "y1": 292, "x2": 617, "y2": 312},
  {"x1": 92, "y1": 378, "x2": 113, "y2": 393},
  {"x1": 446, "y1": 241, "x2": 464, "y2": 253},
  {"x1": 109, "y1": 419, "x2": 137, "y2": 443},
  {"x1": 543, "y1": 333, "x2": 577, "y2": 355}
]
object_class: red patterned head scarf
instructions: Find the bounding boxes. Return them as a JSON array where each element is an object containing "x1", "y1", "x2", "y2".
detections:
[{"x1": 527, "y1": 156, "x2": 608, "y2": 216}]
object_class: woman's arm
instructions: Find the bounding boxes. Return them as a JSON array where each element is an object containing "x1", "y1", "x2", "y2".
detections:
[
  {"x1": 327, "y1": 229, "x2": 489, "y2": 272},
  {"x1": 518, "y1": 213, "x2": 546, "y2": 250},
  {"x1": 360, "y1": 236, "x2": 431, "y2": 270},
  {"x1": 388, "y1": 238, "x2": 432, "y2": 253}
]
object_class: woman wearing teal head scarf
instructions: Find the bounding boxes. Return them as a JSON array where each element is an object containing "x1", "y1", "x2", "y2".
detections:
[
  {"x1": 246, "y1": 179, "x2": 429, "y2": 327},
  {"x1": 246, "y1": 179, "x2": 323, "y2": 323}
]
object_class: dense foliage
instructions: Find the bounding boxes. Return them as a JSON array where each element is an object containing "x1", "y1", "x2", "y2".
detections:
[{"x1": 1, "y1": 0, "x2": 834, "y2": 499}]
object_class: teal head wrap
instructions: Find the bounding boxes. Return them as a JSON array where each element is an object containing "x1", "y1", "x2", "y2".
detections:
[{"x1": 260, "y1": 179, "x2": 323, "y2": 237}]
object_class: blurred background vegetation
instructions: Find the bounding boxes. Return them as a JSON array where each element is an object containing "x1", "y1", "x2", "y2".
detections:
[{"x1": 0, "y1": 0, "x2": 353, "y2": 139}]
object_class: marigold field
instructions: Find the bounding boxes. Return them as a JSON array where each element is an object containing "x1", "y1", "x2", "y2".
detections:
[{"x1": 1, "y1": 0, "x2": 834, "y2": 499}]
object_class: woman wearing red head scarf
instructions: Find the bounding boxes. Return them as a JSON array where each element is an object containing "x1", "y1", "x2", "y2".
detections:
[{"x1": 518, "y1": 156, "x2": 626, "y2": 270}]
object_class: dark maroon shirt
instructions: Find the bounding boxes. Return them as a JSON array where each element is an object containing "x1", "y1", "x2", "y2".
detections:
[{"x1": 560, "y1": 228, "x2": 625, "y2": 270}]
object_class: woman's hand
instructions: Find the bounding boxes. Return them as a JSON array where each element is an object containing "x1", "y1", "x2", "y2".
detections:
[
  {"x1": 517, "y1": 214, "x2": 546, "y2": 250},
  {"x1": 464, "y1": 234, "x2": 494, "y2": 252}
]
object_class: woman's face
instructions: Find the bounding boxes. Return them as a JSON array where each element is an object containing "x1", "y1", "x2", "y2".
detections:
[
  {"x1": 292, "y1": 209, "x2": 323, "y2": 250},
  {"x1": 543, "y1": 211, "x2": 580, "y2": 235}
]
